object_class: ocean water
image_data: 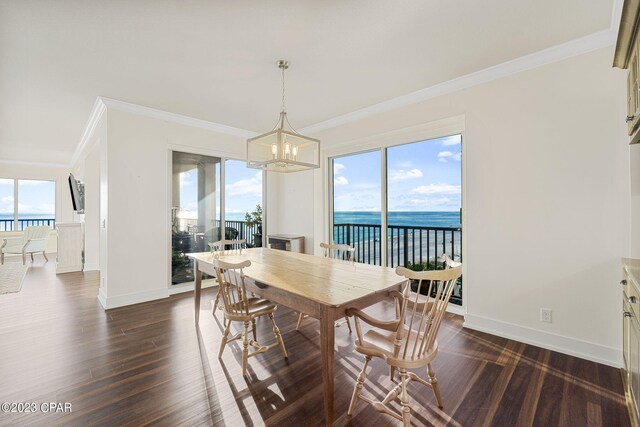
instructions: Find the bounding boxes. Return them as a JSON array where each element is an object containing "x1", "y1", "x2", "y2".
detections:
[
  {"x1": 0, "y1": 213, "x2": 55, "y2": 220},
  {"x1": 334, "y1": 211, "x2": 461, "y2": 228}
]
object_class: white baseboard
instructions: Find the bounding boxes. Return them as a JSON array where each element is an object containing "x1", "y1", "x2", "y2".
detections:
[
  {"x1": 100, "y1": 288, "x2": 170, "y2": 309},
  {"x1": 97, "y1": 287, "x2": 107, "y2": 309},
  {"x1": 83, "y1": 263, "x2": 99, "y2": 272},
  {"x1": 56, "y1": 264, "x2": 84, "y2": 274},
  {"x1": 464, "y1": 313, "x2": 622, "y2": 368},
  {"x1": 447, "y1": 304, "x2": 465, "y2": 316}
]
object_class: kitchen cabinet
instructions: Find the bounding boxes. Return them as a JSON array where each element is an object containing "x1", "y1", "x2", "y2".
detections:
[
  {"x1": 615, "y1": 0, "x2": 640, "y2": 143},
  {"x1": 623, "y1": 259, "x2": 640, "y2": 427}
]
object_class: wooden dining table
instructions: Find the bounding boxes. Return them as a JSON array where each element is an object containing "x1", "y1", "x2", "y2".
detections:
[{"x1": 189, "y1": 247, "x2": 406, "y2": 426}]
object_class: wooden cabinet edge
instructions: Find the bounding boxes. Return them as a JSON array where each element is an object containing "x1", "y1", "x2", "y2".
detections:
[
  {"x1": 622, "y1": 368, "x2": 640, "y2": 427},
  {"x1": 615, "y1": 0, "x2": 640, "y2": 68}
]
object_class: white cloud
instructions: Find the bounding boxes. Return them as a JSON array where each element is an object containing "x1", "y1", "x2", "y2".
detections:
[
  {"x1": 0, "y1": 179, "x2": 13, "y2": 186},
  {"x1": 440, "y1": 135, "x2": 461, "y2": 146},
  {"x1": 411, "y1": 183, "x2": 461, "y2": 195},
  {"x1": 34, "y1": 203, "x2": 55, "y2": 213},
  {"x1": 334, "y1": 176, "x2": 349, "y2": 186},
  {"x1": 225, "y1": 171, "x2": 263, "y2": 197},
  {"x1": 437, "y1": 151, "x2": 461, "y2": 162},
  {"x1": 179, "y1": 172, "x2": 193, "y2": 186},
  {"x1": 18, "y1": 180, "x2": 49, "y2": 186},
  {"x1": 1, "y1": 195, "x2": 13, "y2": 204},
  {"x1": 333, "y1": 162, "x2": 346, "y2": 175},
  {"x1": 389, "y1": 168, "x2": 423, "y2": 181},
  {"x1": 17, "y1": 203, "x2": 31, "y2": 212}
]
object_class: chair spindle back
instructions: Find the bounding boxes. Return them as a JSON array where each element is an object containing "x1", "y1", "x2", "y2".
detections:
[
  {"x1": 209, "y1": 239, "x2": 246, "y2": 256},
  {"x1": 213, "y1": 259, "x2": 252, "y2": 317},
  {"x1": 395, "y1": 265, "x2": 462, "y2": 361}
]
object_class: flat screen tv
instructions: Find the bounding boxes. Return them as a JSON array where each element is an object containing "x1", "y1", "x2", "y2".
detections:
[{"x1": 68, "y1": 173, "x2": 84, "y2": 213}]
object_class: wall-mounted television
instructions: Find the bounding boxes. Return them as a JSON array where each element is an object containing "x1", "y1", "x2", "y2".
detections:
[{"x1": 68, "y1": 173, "x2": 85, "y2": 213}]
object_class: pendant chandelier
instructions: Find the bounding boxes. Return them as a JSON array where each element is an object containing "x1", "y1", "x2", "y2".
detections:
[{"x1": 247, "y1": 60, "x2": 320, "y2": 172}]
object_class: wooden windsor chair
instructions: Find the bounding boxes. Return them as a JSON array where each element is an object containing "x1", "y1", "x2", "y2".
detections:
[
  {"x1": 346, "y1": 264, "x2": 463, "y2": 426},
  {"x1": 295, "y1": 242, "x2": 356, "y2": 332},
  {"x1": 209, "y1": 239, "x2": 246, "y2": 314},
  {"x1": 213, "y1": 258, "x2": 288, "y2": 376}
]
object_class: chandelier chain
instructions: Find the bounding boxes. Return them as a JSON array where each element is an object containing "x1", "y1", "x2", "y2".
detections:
[{"x1": 281, "y1": 65, "x2": 286, "y2": 113}]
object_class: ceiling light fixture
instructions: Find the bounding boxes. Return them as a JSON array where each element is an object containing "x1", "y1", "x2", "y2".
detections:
[{"x1": 247, "y1": 60, "x2": 320, "y2": 172}]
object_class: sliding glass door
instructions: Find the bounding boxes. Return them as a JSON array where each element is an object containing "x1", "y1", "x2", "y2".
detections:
[
  {"x1": 332, "y1": 150, "x2": 382, "y2": 264},
  {"x1": 224, "y1": 159, "x2": 263, "y2": 248},
  {"x1": 171, "y1": 151, "x2": 221, "y2": 285},
  {"x1": 170, "y1": 153, "x2": 265, "y2": 286}
]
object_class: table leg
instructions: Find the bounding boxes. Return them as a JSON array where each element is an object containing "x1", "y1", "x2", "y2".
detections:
[
  {"x1": 194, "y1": 261, "x2": 202, "y2": 325},
  {"x1": 320, "y1": 306, "x2": 335, "y2": 426}
]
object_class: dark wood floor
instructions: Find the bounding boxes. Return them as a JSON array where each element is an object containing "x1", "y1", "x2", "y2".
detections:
[{"x1": 0, "y1": 261, "x2": 630, "y2": 426}]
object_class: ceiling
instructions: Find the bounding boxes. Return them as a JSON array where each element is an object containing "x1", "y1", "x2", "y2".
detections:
[{"x1": 0, "y1": 0, "x2": 616, "y2": 165}]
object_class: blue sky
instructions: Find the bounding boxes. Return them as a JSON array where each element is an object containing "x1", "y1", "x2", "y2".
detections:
[
  {"x1": 0, "y1": 179, "x2": 56, "y2": 216},
  {"x1": 333, "y1": 135, "x2": 461, "y2": 212},
  {"x1": 178, "y1": 159, "x2": 262, "y2": 219}
]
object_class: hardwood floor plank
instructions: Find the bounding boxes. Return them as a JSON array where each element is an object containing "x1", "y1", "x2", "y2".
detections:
[{"x1": 0, "y1": 262, "x2": 630, "y2": 426}]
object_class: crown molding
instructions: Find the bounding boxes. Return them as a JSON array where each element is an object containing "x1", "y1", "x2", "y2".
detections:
[
  {"x1": 301, "y1": 28, "x2": 617, "y2": 135},
  {"x1": 71, "y1": 13, "x2": 621, "y2": 162},
  {"x1": 69, "y1": 97, "x2": 107, "y2": 168},
  {"x1": 70, "y1": 97, "x2": 257, "y2": 168},
  {"x1": 99, "y1": 97, "x2": 257, "y2": 139}
]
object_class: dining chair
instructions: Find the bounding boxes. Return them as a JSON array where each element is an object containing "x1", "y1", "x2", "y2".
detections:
[
  {"x1": 213, "y1": 258, "x2": 288, "y2": 376},
  {"x1": 346, "y1": 264, "x2": 463, "y2": 426},
  {"x1": 209, "y1": 239, "x2": 246, "y2": 314},
  {"x1": 295, "y1": 242, "x2": 356, "y2": 332}
]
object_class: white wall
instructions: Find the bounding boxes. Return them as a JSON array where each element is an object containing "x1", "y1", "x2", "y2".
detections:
[
  {"x1": 266, "y1": 170, "x2": 315, "y2": 254},
  {"x1": 273, "y1": 46, "x2": 629, "y2": 366},
  {"x1": 0, "y1": 162, "x2": 76, "y2": 256},
  {"x1": 100, "y1": 109, "x2": 245, "y2": 308}
]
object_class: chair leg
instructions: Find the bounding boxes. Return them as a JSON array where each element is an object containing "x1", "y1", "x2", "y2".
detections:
[
  {"x1": 218, "y1": 320, "x2": 231, "y2": 358},
  {"x1": 390, "y1": 366, "x2": 396, "y2": 382},
  {"x1": 348, "y1": 355, "x2": 371, "y2": 416},
  {"x1": 251, "y1": 318, "x2": 257, "y2": 342},
  {"x1": 269, "y1": 313, "x2": 288, "y2": 358},
  {"x1": 42, "y1": 251, "x2": 48, "y2": 262},
  {"x1": 213, "y1": 288, "x2": 221, "y2": 313},
  {"x1": 242, "y1": 321, "x2": 250, "y2": 376},
  {"x1": 400, "y1": 369, "x2": 411, "y2": 427},
  {"x1": 22, "y1": 252, "x2": 26, "y2": 265},
  {"x1": 30, "y1": 253, "x2": 34, "y2": 262},
  {"x1": 428, "y1": 363, "x2": 443, "y2": 408},
  {"x1": 345, "y1": 316, "x2": 352, "y2": 333},
  {"x1": 295, "y1": 312, "x2": 305, "y2": 331},
  {"x1": 1, "y1": 252, "x2": 4, "y2": 265}
]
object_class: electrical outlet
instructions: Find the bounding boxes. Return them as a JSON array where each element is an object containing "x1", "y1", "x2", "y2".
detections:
[{"x1": 540, "y1": 308, "x2": 552, "y2": 323}]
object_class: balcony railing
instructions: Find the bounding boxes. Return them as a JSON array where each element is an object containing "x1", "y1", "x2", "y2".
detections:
[
  {"x1": 333, "y1": 222, "x2": 463, "y2": 305},
  {"x1": 0, "y1": 218, "x2": 56, "y2": 232},
  {"x1": 210, "y1": 220, "x2": 262, "y2": 247}
]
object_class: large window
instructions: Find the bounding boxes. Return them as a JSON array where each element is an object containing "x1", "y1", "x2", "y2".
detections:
[
  {"x1": 0, "y1": 179, "x2": 56, "y2": 231},
  {"x1": 331, "y1": 134, "x2": 463, "y2": 304}
]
